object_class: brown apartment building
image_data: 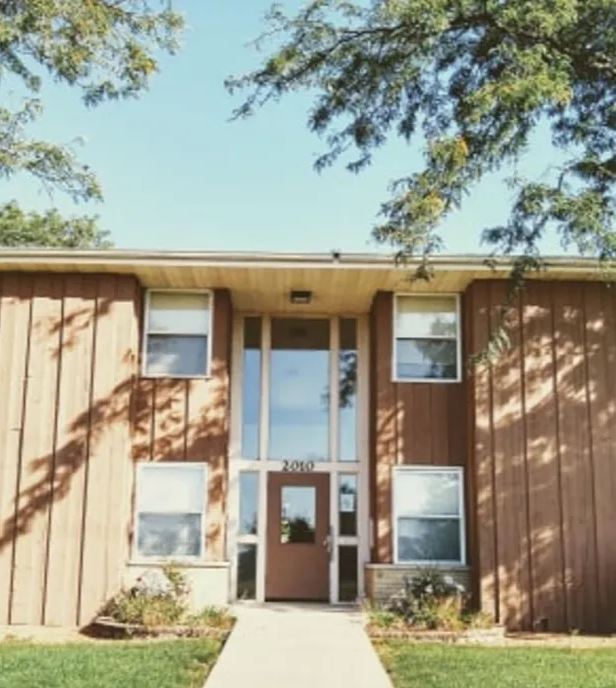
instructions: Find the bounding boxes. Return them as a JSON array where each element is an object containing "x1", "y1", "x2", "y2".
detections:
[{"x1": 0, "y1": 249, "x2": 615, "y2": 633}]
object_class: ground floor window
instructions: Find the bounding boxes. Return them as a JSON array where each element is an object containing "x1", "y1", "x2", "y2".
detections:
[
  {"x1": 134, "y1": 462, "x2": 207, "y2": 559},
  {"x1": 393, "y1": 466, "x2": 465, "y2": 565}
]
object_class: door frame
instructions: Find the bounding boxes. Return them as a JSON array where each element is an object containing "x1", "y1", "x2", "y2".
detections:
[{"x1": 227, "y1": 312, "x2": 370, "y2": 604}]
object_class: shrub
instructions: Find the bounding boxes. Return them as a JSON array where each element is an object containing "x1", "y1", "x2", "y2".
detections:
[
  {"x1": 101, "y1": 565, "x2": 234, "y2": 634},
  {"x1": 386, "y1": 569, "x2": 467, "y2": 630},
  {"x1": 102, "y1": 564, "x2": 188, "y2": 628}
]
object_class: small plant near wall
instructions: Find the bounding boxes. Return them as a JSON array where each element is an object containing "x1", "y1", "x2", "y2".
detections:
[
  {"x1": 368, "y1": 570, "x2": 494, "y2": 635},
  {"x1": 97, "y1": 564, "x2": 234, "y2": 638}
]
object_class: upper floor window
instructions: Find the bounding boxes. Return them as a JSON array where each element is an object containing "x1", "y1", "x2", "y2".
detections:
[
  {"x1": 143, "y1": 290, "x2": 211, "y2": 377},
  {"x1": 394, "y1": 467, "x2": 465, "y2": 565},
  {"x1": 393, "y1": 294, "x2": 460, "y2": 382}
]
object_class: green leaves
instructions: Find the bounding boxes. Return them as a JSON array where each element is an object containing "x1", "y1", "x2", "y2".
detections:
[
  {"x1": 0, "y1": 201, "x2": 111, "y2": 248},
  {"x1": 232, "y1": 0, "x2": 615, "y2": 361},
  {"x1": 1, "y1": 1, "x2": 183, "y2": 202},
  {"x1": 231, "y1": 0, "x2": 615, "y2": 268}
]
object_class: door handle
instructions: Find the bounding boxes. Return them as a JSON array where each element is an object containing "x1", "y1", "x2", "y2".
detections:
[{"x1": 323, "y1": 526, "x2": 333, "y2": 561}]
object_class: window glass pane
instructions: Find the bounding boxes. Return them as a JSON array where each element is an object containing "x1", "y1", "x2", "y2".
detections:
[
  {"x1": 396, "y1": 296, "x2": 457, "y2": 338},
  {"x1": 396, "y1": 338, "x2": 457, "y2": 380},
  {"x1": 281, "y1": 486, "x2": 316, "y2": 543},
  {"x1": 146, "y1": 335, "x2": 208, "y2": 376},
  {"x1": 139, "y1": 465, "x2": 205, "y2": 513},
  {"x1": 237, "y1": 544, "x2": 257, "y2": 600},
  {"x1": 137, "y1": 513, "x2": 201, "y2": 557},
  {"x1": 338, "y1": 545, "x2": 358, "y2": 602},
  {"x1": 395, "y1": 470, "x2": 460, "y2": 516},
  {"x1": 269, "y1": 319, "x2": 329, "y2": 461},
  {"x1": 397, "y1": 517, "x2": 461, "y2": 562},
  {"x1": 242, "y1": 318, "x2": 262, "y2": 459},
  {"x1": 148, "y1": 292, "x2": 210, "y2": 334},
  {"x1": 339, "y1": 474, "x2": 357, "y2": 536},
  {"x1": 239, "y1": 472, "x2": 258, "y2": 535},
  {"x1": 339, "y1": 318, "x2": 357, "y2": 462}
]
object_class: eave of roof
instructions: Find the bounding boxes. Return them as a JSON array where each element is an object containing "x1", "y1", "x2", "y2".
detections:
[
  {"x1": 0, "y1": 247, "x2": 608, "y2": 270},
  {"x1": 0, "y1": 249, "x2": 609, "y2": 313}
]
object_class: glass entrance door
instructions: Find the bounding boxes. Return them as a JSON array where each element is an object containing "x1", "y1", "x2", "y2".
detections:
[{"x1": 231, "y1": 314, "x2": 366, "y2": 604}]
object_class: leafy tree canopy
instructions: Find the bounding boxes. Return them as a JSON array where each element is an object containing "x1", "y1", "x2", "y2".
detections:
[
  {"x1": 0, "y1": 201, "x2": 111, "y2": 248},
  {"x1": 0, "y1": 1, "x2": 183, "y2": 203},
  {"x1": 228, "y1": 0, "x2": 615, "y2": 281}
]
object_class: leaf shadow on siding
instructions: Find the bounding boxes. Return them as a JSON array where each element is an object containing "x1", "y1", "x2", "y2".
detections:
[
  {"x1": 132, "y1": 360, "x2": 229, "y2": 559},
  {"x1": 471, "y1": 281, "x2": 616, "y2": 634},
  {"x1": 0, "y1": 277, "x2": 229, "y2": 625}
]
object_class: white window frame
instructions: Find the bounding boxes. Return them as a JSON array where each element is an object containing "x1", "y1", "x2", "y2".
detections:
[
  {"x1": 392, "y1": 465, "x2": 466, "y2": 566},
  {"x1": 142, "y1": 288, "x2": 214, "y2": 379},
  {"x1": 392, "y1": 293, "x2": 462, "y2": 384},
  {"x1": 133, "y1": 461, "x2": 208, "y2": 562}
]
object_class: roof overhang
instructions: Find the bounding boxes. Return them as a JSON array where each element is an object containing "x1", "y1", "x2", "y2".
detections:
[{"x1": 0, "y1": 249, "x2": 610, "y2": 314}]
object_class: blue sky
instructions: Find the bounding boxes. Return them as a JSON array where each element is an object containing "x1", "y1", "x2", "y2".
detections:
[{"x1": 6, "y1": 2, "x2": 566, "y2": 255}]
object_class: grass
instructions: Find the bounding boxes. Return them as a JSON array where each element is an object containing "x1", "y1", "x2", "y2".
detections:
[
  {"x1": 376, "y1": 641, "x2": 616, "y2": 688},
  {"x1": 0, "y1": 638, "x2": 222, "y2": 688}
]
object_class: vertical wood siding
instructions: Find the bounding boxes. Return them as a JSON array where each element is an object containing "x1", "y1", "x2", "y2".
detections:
[
  {"x1": 131, "y1": 289, "x2": 232, "y2": 561},
  {"x1": 467, "y1": 280, "x2": 616, "y2": 632},
  {"x1": 369, "y1": 291, "x2": 467, "y2": 564},
  {"x1": 0, "y1": 274, "x2": 232, "y2": 627}
]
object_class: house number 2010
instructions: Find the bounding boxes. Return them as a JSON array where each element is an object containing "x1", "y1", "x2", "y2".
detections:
[{"x1": 282, "y1": 460, "x2": 315, "y2": 472}]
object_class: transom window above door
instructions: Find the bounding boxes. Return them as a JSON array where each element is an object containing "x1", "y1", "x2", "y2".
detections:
[{"x1": 240, "y1": 316, "x2": 358, "y2": 462}]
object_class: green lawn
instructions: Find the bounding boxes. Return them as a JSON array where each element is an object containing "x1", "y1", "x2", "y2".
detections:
[
  {"x1": 0, "y1": 638, "x2": 222, "y2": 688},
  {"x1": 376, "y1": 642, "x2": 616, "y2": 688}
]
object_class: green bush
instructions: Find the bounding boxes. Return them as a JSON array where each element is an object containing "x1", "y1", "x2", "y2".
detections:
[
  {"x1": 102, "y1": 564, "x2": 188, "y2": 627},
  {"x1": 102, "y1": 565, "x2": 233, "y2": 633},
  {"x1": 385, "y1": 569, "x2": 470, "y2": 631}
]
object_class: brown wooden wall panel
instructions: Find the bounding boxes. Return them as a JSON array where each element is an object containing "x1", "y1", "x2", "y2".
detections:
[
  {"x1": 0, "y1": 274, "x2": 33, "y2": 624},
  {"x1": 0, "y1": 272, "x2": 141, "y2": 627},
  {"x1": 189, "y1": 289, "x2": 231, "y2": 560},
  {"x1": 369, "y1": 291, "x2": 467, "y2": 564},
  {"x1": 520, "y1": 282, "x2": 566, "y2": 632},
  {"x1": 553, "y1": 283, "x2": 598, "y2": 632},
  {"x1": 466, "y1": 281, "x2": 498, "y2": 621},
  {"x1": 370, "y1": 292, "x2": 398, "y2": 564},
  {"x1": 467, "y1": 279, "x2": 616, "y2": 632},
  {"x1": 11, "y1": 275, "x2": 64, "y2": 624},
  {"x1": 79, "y1": 276, "x2": 141, "y2": 624},
  {"x1": 584, "y1": 284, "x2": 616, "y2": 633},
  {"x1": 43, "y1": 276, "x2": 96, "y2": 627}
]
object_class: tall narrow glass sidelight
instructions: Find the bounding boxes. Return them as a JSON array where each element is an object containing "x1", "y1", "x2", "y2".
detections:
[
  {"x1": 242, "y1": 317, "x2": 261, "y2": 459},
  {"x1": 339, "y1": 318, "x2": 358, "y2": 461}
]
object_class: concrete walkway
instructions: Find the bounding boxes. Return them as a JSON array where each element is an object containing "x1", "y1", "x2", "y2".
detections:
[{"x1": 205, "y1": 603, "x2": 392, "y2": 687}]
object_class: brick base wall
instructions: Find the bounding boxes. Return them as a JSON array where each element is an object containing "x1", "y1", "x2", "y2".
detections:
[{"x1": 365, "y1": 564, "x2": 471, "y2": 603}]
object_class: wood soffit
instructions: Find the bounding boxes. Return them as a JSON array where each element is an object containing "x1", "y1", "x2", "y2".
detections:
[{"x1": 0, "y1": 250, "x2": 611, "y2": 314}]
